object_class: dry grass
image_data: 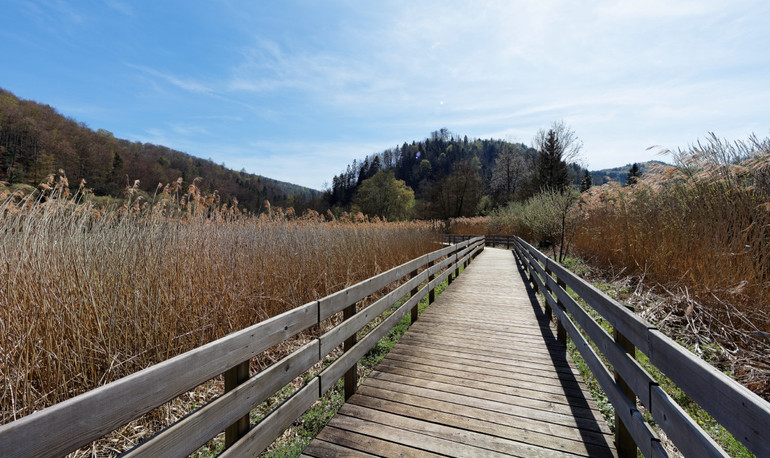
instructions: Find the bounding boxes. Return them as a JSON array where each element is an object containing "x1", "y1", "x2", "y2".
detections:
[
  {"x1": 447, "y1": 216, "x2": 490, "y2": 235},
  {"x1": 571, "y1": 135, "x2": 770, "y2": 396},
  {"x1": 0, "y1": 173, "x2": 439, "y2": 427}
]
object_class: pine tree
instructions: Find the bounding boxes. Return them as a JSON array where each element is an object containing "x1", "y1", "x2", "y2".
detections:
[
  {"x1": 535, "y1": 129, "x2": 570, "y2": 190},
  {"x1": 580, "y1": 170, "x2": 592, "y2": 192},
  {"x1": 626, "y1": 163, "x2": 641, "y2": 186}
]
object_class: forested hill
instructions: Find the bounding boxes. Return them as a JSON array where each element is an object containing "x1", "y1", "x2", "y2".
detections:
[
  {"x1": 590, "y1": 160, "x2": 667, "y2": 186},
  {"x1": 327, "y1": 128, "x2": 588, "y2": 219},
  {"x1": 0, "y1": 88, "x2": 319, "y2": 212}
]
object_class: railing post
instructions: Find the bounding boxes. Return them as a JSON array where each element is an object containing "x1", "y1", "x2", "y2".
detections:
[
  {"x1": 410, "y1": 269, "x2": 420, "y2": 323},
  {"x1": 224, "y1": 361, "x2": 250, "y2": 447},
  {"x1": 556, "y1": 277, "x2": 567, "y2": 342},
  {"x1": 428, "y1": 260, "x2": 435, "y2": 305},
  {"x1": 614, "y1": 326, "x2": 637, "y2": 457},
  {"x1": 543, "y1": 264, "x2": 554, "y2": 322},
  {"x1": 454, "y1": 252, "x2": 460, "y2": 279},
  {"x1": 343, "y1": 303, "x2": 357, "y2": 401}
]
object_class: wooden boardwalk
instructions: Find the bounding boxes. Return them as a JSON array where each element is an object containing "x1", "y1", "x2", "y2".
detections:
[{"x1": 302, "y1": 247, "x2": 617, "y2": 457}]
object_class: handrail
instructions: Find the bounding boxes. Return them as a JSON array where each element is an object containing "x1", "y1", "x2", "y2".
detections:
[
  {"x1": 0, "y1": 237, "x2": 486, "y2": 457},
  {"x1": 512, "y1": 236, "x2": 770, "y2": 458},
  {"x1": 443, "y1": 233, "x2": 517, "y2": 249}
]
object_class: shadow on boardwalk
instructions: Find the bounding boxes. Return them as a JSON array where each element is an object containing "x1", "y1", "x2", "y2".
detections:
[{"x1": 303, "y1": 247, "x2": 617, "y2": 457}]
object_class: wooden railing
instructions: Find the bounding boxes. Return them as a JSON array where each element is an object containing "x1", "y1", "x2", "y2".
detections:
[
  {"x1": 512, "y1": 236, "x2": 770, "y2": 458},
  {"x1": 443, "y1": 233, "x2": 516, "y2": 248},
  {"x1": 0, "y1": 238, "x2": 485, "y2": 457}
]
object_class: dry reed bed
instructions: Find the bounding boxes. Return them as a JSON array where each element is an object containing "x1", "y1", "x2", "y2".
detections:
[
  {"x1": 572, "y1": 137, "x2": 770, "y2": 395},
  {"x1": 0, "y1": 178, "x2": 439, "y2": 425}
]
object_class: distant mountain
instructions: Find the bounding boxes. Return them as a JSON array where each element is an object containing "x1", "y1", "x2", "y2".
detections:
[
  {"x1": 589, "y1": 160, "x2": 668, "y2": 186},
  {"x1": 0, "y1": 88, "x2": 319, "y2": 212}
]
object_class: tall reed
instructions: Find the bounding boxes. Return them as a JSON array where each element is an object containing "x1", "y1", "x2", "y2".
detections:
[
  {"x1": 571, "y1": 135, "x2": 770, "y2": 392},
  {"x1": 0, "y1": 175, "x2": 438, "y2": 423}
]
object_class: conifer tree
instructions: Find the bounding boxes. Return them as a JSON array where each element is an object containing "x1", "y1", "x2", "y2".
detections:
[{"x1": 626, "y1": 163, "x2": 641, "y2": 186}]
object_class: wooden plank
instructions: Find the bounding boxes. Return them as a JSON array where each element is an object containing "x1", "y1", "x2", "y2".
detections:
[
  {"x1": 306, "y1": 248, "x2": 616, "y2": 458},
  {"x1": 649, "y1": 385, "x2": 726, "y2": 457},
  {"x1": 124, "y1": 341, "x2": 319, "y2": 457},
  {"x1": 647, "y1": 329, "x2": 770, "y2": 457},
  {"x1": 327, "y1": 412, "x2": 503, "y2": 457},
  {"x1": 354, "y1": 385, "x2": 614, "y2": 448},
  {"x1": 545, "y1": 273, "x2": 658, "y2": 409},
  {"x1": 383, "y1": 347, "x2": 588, "y2": 392},
  {"x1": 318, "y1": 284, "x2": 428, "y2": 394},
  {"x1": 339, "y1": 401, "x2": 578, "y2": 458},
  {"x1": 224, "y1": 361, "x2": 250, "y2": 447},
  {"x1": 318, "y1": 269, "x2": 428, "y2": 356},
  {"x1": 377, "y1": 354, "x2": 591, "y2": 401},
  {"x1": 389, "y1": 335, "x2": 580, "y2": 377},
  {"x1": 397, "y1": 331, "x2": 574, "y2": 364},
  {"x1": 362, "y1": 376, "x2": 609, "y2": 435},
  {"x1": 317, "y1": 237, "x2": 479, "y2": 322},
  {"x1": 368, "y1": 370, "x2": 602, "y2": 421},
  {"x1": 374, "y1": 359, "x2": 593, "y2": 407},
  {"x1": 514, "y1": 239, "x2": 763, "y2": 455},
  {"x1": 550, "y1": 294, "x2": 659, "y2": 456},
  {"x1": 0, "y1": 301, "x2": 318, "y2": 458},
  {"x1": 302, "y1": 438, "x2": 378, "y2": 457},
  {"x1": 350, "y1": 392, "x2": 615, "y2": 457},
  {"x1": 219, "y1": 377, "x2": 320, "y2": 457},
  {"x1": 317, "y1": 255, "x2": 427, "y2": 321},
  {"x1": 315, "y1": 426, "x2": 445, "y2": 458},
  {"x1": 515, "y1": 238, "x2": 653, "y2": 354}
]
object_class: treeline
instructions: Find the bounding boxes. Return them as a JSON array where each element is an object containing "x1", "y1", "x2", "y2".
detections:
[
  {"x1": 0, "y1": 88, "x2": 319, "y2": 212},
  {"x1": 326, "y1": 126, "x2": 588, "y2": 219}
]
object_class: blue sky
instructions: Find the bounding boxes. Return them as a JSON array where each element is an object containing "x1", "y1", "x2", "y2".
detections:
[{"x1": 3, "y1": 0, "x2": 769, "y2": 189}]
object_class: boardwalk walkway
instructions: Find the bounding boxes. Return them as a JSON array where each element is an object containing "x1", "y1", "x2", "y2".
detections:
[{"x1": 302, "y1": 247, "x2": 618, "y2": 457}]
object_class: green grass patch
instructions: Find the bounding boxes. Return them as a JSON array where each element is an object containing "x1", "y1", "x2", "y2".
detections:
[{"x1": 223, "y1": 265, "x2": 461, "y2": 457}]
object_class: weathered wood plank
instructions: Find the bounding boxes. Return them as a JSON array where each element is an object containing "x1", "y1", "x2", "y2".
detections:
[
  {"x1": 354, "y1": 385, "x2": 614, "y2": 448},
  {"x1": 377, "y1": 357, "x2": 591, "y2": 405},
  {"x1": 545, "y1": 289, "x2": 660, "y2": 456},
  {"x1": 0, "y1": 301, "x2": 318, "y2": 458},
  {"x1": 350, "y1": 393, "x2": 615, "y2": 457},
  {"x1": 305, "y1": 247, "x2": 617, "y2": 457},
  {"x1": 383, "y1": 347, "x2": 588, "y2": 391},
  {"x1": 647, "y1": 329, "x2": 768, "y2": 456},
  {"x1": 368, "y1": 370, "x2": 602, "y2": 421},
  {"x1": 649, "y1": 385, "x2": 725, "y2": 458},
  {"x1": 220, "y1": 378, "x2": 320, "y2": 457},
  {"x1": 515, "y1": 237, "x2": 768, "y2": 456},
  {"x1": 318, "y1": 269, "x2": 428, "y2": 357},
  {"x1": 545, "y1": 273, "x2": 658, "y2": 410},
  {"x1": 363, "y1": 376, "x2": 609, "y2": 434},
  {"x1": 339, "y1": 401, "x2": 579, "y2": 458},
  {"x1": 302, "y1": 438, "x2": 378, "y2": 457},
  {"x1": 317, "y1": 255, "x2": 427, "y2": 321},
  {"x1": 318, "y1": 284, "x2": 428, "y2": 394},
  {"x1": 328, "y1": 413, "x2": 502, "y2": 457},
  {"x1": 385, "y1": 339, "x2": 583, "y2": 379},
  {"x1": 315, "y1": 426, "x2": 445, "y2": 458},
  {"x1": 124, "y1": 341, "x2": 319, "y2": 457}
]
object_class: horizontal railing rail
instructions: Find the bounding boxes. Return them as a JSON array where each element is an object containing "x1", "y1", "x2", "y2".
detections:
[
  {"x1": 0, "y1": 237, "x2": 485, "y2": 457},
  {"x1": 512, "y1": 236, "x2": 770, "y2": 458},
  {"x1": 443, "y1": 233, "x2": 516, "y2": 248}
]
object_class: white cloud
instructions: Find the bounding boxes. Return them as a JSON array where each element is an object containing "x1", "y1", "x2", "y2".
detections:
[{"x1": 95, "y1": 1, "x2": 770, "y2": 184}]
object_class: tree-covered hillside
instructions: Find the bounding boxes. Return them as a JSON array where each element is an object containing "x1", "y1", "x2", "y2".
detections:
[
  {"x1": 326, "y1": 127, "x2": 590, "y2": 219},
  {"x1": 0, "y1": 88, "x2": 319, "y2": 212},
  {"x1": 589, "y1": 160, "x2": 667, "y2": 186}
]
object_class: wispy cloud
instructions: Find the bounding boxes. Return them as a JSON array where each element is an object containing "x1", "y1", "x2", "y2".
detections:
[
  {"x1": 7, "y1": 0, "x2": 767, "y2": 188},
  {"x1": 102, "y1": 0, "x2": 133, "y2": 17},
  {"x1": 128, "y1": 64, "x2": 215, "y2": 95}
]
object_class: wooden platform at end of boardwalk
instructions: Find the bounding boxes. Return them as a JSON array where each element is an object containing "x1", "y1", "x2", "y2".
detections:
[{"x1": 302, "y1": 247, "x2": 617, "y2": 457}]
